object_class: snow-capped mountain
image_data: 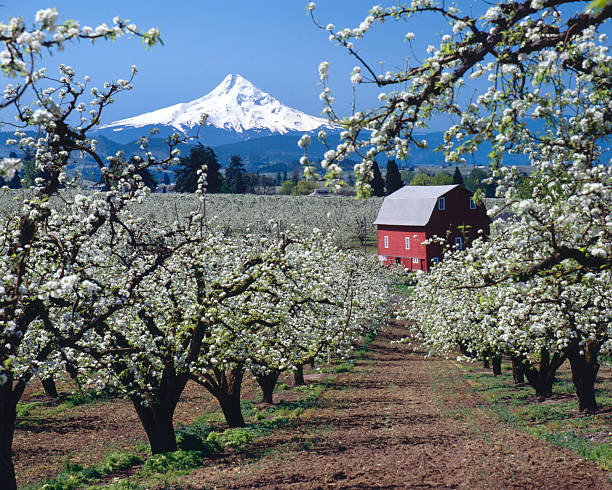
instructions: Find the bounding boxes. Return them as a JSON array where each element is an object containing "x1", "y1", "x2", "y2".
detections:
[{"x1": 100, "y1": 74, "x2": 331, "y2": 141}]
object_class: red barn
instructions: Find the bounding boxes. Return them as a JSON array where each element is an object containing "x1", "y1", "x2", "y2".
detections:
[{"x1": 374, "y1": 185, "x2": 490, "y2": 272}]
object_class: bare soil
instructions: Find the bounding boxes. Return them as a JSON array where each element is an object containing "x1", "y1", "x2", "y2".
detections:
[{"x1": 14, "y1": 323, "x2": 612, "y2": 489}]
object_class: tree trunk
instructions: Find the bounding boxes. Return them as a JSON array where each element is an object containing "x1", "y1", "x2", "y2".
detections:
[
  {"x1": 483, "y1": 358, "x2": 490, "y2": 369},
  {"x1": 511, "y1": 358, "x2": 525, "y2": 384},
  {"x1": 0, "y1": 383, "x2": 18, "y2": 490},
  {"x1": 132, "y1": 400, "x2": 178, "y2": 454},
  {"x1": 294, "y1": 364, "x2": 305, "y2": 386},
  {"x1": 218, "y1": 392, "x2": 245, "y2": 428},
  {"x1": 523, "y1": 368, "x2": 554, "y2": 398},
  {"x1": 255, "y1": 369, "x2": 280, "y2": 404},
  {"x1": 194, "y1": 367, "x2": 246, "y2": 428},
  {"x1": 567, "y1": 341, "x2": 600, "y2": 412},
  {"x1": 520, "y1": 349, "x2": 565, "y2": 399},
  {"x1": 492, "y1": 356, "x2": 502, "y2": 376},
  {"x1": 214, "y1": 369, "x2": 245, "y2": 427},
  {"x1": 41, "y1": 378, "x2": 58, "y2": 398}
]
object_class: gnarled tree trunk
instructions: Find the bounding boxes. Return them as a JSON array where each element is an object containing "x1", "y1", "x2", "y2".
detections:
[
  {"x1": 41, "y1": 378, "x2": 58, "y2": 398},
  {"x1": 0, "y1": 377, "x2": 23, "y2": 490},
  {"x1": 567, "y1": 340, "x2": 600, "y2": 412},
  {"x1": 255, "y1": 369, "x2": 281, "y2": 404},
  {"x1": 132, "y1": 400, "x2": 178, "y2": 453},
  {"x1": 491, "y1": 356, "x2": 502, "y2": 376},
  {"x1": 521, "y1": 349, "x2": 565, "y2": 399},
  {"x1": 511, "y1": 357, "x2": 525, "y2": 384},
  {"x1": 129, "y1": 365, "x2": 188, "y2": 454},
  {"x1": 194, "y1": 367, "x2": 246, "y2": 427},
  {"x1": 0, "y1": 395, "x2": 17, "y2": 490},
  {"x1": 294, "y1": 364, "x2": 305, "y2": 386},
  {"x1": 214, "y1": 368, "x2": 245, "y2": 427}
]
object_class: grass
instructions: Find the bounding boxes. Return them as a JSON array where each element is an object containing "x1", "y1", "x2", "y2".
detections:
[
  {"x1": 393, "y1": 282, "x2": 414, "y2": 297},
  {"x1": 16, "y1": 387, "x2": 119, "y2": 429},
  {"x1": 28, "y1": 326, "x2": 377, "y2": 488},
  {"x1": 461, "y1": 361, "x2": 612, "y2": 472},
  {"x1": 28, "y1": 375, "x2": 336, "y2": 489},
  {"x1": 28, "y1": 450, "x2": 145, "y2": 490}
]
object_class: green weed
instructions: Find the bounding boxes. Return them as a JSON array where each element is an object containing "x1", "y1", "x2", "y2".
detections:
[
  {"x1": 461, "y1": 362, "x2": 612, "y2": 472},
  {"x1": 543, "y1": 432, "x2": 612, "y2": 471},
  {"x1": 33, "y1": 451, "x2": 143, "y2": 490},
  {"x1": 141, "y1": 450, "x2": 202, "y2": 475}
]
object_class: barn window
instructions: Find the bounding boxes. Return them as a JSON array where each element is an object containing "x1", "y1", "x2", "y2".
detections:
[
  {"x1": 412, "y1": 257, "x2": 419, "y2": 264},
  {"x1": 432, "y1": 257, "x2": 439, "y2": 264},
  {"x1": 395, "y1": 257, "x2": 401, "y2": 265},
  {"x1": 405, "y1": 237, "x2": 410, "y2": 249},
  {"x1": 469, "y1": 197, "x2": 477, "y2": 209},
  {"x1": 384, "y1": 236, "x2": 389, "y2": 248},
  {"x1": 438, "y1": 197, "x2": 446, "y2": 210},
  {"x1": 455, "y1": 237, "x2": 463, "y2": 250}
]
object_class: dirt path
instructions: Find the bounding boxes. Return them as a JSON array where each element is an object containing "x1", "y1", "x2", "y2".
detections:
[{"x1": 183, "y1": 323, "x2": 612, "y2": 489}]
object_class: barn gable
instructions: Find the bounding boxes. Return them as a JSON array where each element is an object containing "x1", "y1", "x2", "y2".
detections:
[
  {"x1": 373, "y1": 185, "x2": 459, "y2": 226},
  {"x1": 375, "y1": 184, "x2": 490, "y2": 272}
]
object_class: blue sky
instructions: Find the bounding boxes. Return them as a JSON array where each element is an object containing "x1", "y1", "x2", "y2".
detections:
[
  {"x1": 4, "y1": 2, "x2": 610, "y2": 131},
  {"x1": 4, "y1": 1, "x2": 446, "y2": 125}
]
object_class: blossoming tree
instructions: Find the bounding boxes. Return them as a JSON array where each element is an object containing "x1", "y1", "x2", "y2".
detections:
[
  {"x1": 0, "y1": 9, "x2": 191, "y2": 487},
  {"x1": 307, "y1": 0, "x2": 611, "y2": 412},
  {"x1": 57, "y1": 223, "x2": 388, "y2": 454}
]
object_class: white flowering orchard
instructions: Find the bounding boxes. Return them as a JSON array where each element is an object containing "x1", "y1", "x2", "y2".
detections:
[
  {"x1": 0, "y1": 8, "x2": 392, "y2": 486},
  {"x1": 0, "y1": 9, "x2": 181, "y2": 488},
  {"x1": 307, "y1": 0, "x2": 611, "y2": 413}
]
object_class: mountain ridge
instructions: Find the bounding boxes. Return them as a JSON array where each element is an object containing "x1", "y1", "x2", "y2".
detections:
[{"x1": 100, "y1": 74, "x2": 332, "y2": 141}]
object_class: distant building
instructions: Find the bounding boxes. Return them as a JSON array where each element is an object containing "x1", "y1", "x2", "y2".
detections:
[
  {"x1": 374, "y1": 185, "x2": 490, "y2": 272},
  {"x1": 308, "y1": 188, "x2": 332, "y2": 197}
]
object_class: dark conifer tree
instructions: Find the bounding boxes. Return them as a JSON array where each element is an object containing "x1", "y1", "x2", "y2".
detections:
[
  {"x1": 453, "y1": 166, "x2": 465, "y2": 185},
  {"x1": 138, "y1": 167, "x2": 158, "y2": 192},
  {"x1": 370, "y1": 161, "x2": 385, "y2": 197},
  {"x1": 385, "y1": 159, "x2": 403, "y2": 195},
  {"x1": 175, "y1": 145, "x2": 222, "y2": 193},
  {"x1": 0, "y1": 151, "x2": 23, "y2": 189},
  {"x1": 226, "y1": 155, "x2": 246, "y2": 194}
]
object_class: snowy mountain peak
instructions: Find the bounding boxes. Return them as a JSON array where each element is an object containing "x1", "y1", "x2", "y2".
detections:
[{"x1": 101, "y1": 74, "x2": 330, "y2": 136}]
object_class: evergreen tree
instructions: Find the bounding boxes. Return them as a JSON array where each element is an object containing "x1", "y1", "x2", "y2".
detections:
[
  {"x1": 279, "y1": 180, "x2": 296, "y2": 195},
  {"x1": 370, "y1": 161, "x2": 385, "y2": 197},
  {"x1": 226, "y1": 155, "x2": 246, "y2": 194},
  {"x1": 175, "y1": 145, "x2": 222, "y2": 193},
  {"x1": 452, "y1": 166, "x2": 464, "y2": 185},
  {"x1": 138, "y1": 167, "x2": 158, "y2": 192},
  {"x1": 1, "y1": 152, "x2": 22, "y2": 189},
  {"x1": 385, "y1": 159, "x2": 403, "y2": 195}
]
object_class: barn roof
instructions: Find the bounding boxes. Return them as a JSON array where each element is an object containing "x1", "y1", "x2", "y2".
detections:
[{"x1": 373, "y1": 185, "x2": 460, "y2": 226}]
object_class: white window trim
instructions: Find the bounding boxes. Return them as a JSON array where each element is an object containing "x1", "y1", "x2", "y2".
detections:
[
  {"x1": 412, "y1": 257, "x2": 419, "y2": 264},
  {"x1": 405, "y1": 237, "x2": 410, "y2": 250},
  {"x1": 438, "y1": 197, "x2": 446, "y2": 210},
  {"x1": 455, "y1": 236, "x2": 462, "y2": 250},
  {"x1": 384, "y1": 235, "x2": 389, "y2": 249},
  {"x1": 469, "y1": 197, "x2": 476, "y2": 209}
]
